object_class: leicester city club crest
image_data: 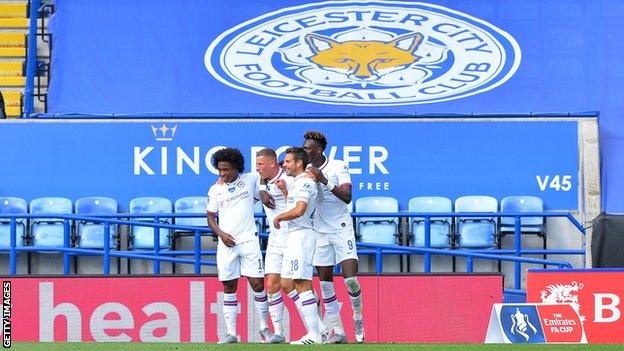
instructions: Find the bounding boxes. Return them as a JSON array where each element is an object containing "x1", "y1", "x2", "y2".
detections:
[{"x1": 206, "y1": 1, "x2": 521, "y2": 106}]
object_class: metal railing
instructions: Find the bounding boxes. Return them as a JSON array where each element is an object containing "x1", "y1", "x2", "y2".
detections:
[
  {"x1": 0, "y1": 213, "x2": 215, "y2": 275},
  {"x1": 1, "y1": 211, "x2": 585, "y2": 293},
  {"x1": 23, "y1": 0, "x2": 41, "y2": 116},
  {"x1": 352, "y1": 211, "x2": 585, "y2": 291}
]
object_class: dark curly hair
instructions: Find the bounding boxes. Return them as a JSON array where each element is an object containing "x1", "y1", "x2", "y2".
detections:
[
  {"x1": 212, "y1": 147, "x2": 245, "y2": 172},
  {"x1": 303, "y1": 130, "x2": 328, "y2": 151}
]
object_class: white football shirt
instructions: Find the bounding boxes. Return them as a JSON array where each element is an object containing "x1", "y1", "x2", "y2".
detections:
[
  {"x1": 207, "y1": 172, "x2": 260, "y2": 245},
  {"x1": 286, "y1": 173, "x2": 317, "y2": 231},
  {"x1": 314, "y1": 158, "x2": 352, "y2": 233},
  {"x1": 259, "y1": 168, "x2": 294, "y2": 247}
]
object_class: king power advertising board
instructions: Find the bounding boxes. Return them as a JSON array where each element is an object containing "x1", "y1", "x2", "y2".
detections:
[{"x1": 0, "y1": 120, "x2": 578, "y2": 211}]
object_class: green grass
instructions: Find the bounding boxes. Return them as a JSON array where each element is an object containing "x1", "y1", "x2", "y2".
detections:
[{"x1": 7, "y1": 343, "x2": 624, "y2": 351}]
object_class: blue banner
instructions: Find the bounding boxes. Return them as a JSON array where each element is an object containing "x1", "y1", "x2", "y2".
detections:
[
  {"x1": 0, "y1": 120, "x2": 578, "y2": 211},
  {"x1": 45, "y1": 0, "x2": 622, "y2": 213},
  {"x1": 49, "y1": 0, "x2": 527, "y2": 114}
]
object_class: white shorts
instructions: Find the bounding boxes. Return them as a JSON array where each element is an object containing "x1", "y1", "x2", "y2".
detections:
[
  {"x1": 216, "y1": 239, "x2": 264, "y2": 281},
  {"x1": 282, "y1": 229, "x2": 317, "y2": 280},
  {"x1": 313, "y1": 227, "x2": 359, "y2": 267},
  {"x1": 264, "y1": 244, "x2": 287, "y2": 275}
]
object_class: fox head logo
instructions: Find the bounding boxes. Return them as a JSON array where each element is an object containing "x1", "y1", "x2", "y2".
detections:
[
  {"x1": 208, "y1": 2, "x2": 521, "y2": 105},
  {"x1": 305, "y1": 32, "x2": 424, "y2": 86}
]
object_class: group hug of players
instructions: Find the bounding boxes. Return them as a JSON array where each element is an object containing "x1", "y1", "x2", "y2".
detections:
[{"x1": 206, "y1": 131, "x2": 364, "y2": 344}]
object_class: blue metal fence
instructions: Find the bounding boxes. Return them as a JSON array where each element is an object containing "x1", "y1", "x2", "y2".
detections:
[
  {"x1": 353, "y1": 211, "x2": 585, "y2": 291},
  {"x1": 1, "y1": 211, "x2": 585, "y2": 294},
  {"x1": 23, "y1": 0, "x2": 41, "y2": 116}
]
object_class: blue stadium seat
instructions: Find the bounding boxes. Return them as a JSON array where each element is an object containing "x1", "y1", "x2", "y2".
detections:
[
  {"x1": 29, "y1": 197, "x2": 73, "y2": 247},
  {"x1": 454, "y1": 196, "x2": 498, "y2": 249},
  {"x1": 500, "y1": 196, "x2": 546, "y2": 255},
  {"x1": 174, "y1": 196, "x2": 207, "y2": 229},
  {"x1": 0, "y1": 197, "x2": 28, "y2": 247},
  {"x1": 172, "y1": 196, "x2": 209, "y2": 260},
  {"x1": 408, "y1": 197, "x2": 452, "y2": 248},
  {"x1": 129, "y1": 197, "x2": 172, "y2": 250},
  {"x1": 500, "y1": 196, "x2": 545, "y2": 234},
  {"x1": 355, "y1": 196, "x2": 399, "y2": 245},
  {"x1": 75, "y1": 197, "x2": 118, "y2": 249}
]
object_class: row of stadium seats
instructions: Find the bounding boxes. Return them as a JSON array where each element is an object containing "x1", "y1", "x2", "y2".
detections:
[
  {"x1": 355, "y1": 196, "x2": 545, "y2": 249},
  {"x1": 1, "y1": 195, "x2": 545, "y2": 252},
  {"x1": 0, "y1": 196, "x2": 210, "y2": 250}
]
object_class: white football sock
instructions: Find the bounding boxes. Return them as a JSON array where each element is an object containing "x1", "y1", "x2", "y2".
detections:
[
  {"x1": 223, "y1": 293, "x2": 238, "y2": 336},
  {"x1": 268, "y1": 291, "x2": 284, "y2": 335},
  {"x1": 297, "y1": 290, "x2": 320, "y2": 336},
  {"x1": 252, "y1": 290, "x2": 269, "y2": 330},
  {"x1": 320, "y1": 280, "x2": 345, "y2": 335}
]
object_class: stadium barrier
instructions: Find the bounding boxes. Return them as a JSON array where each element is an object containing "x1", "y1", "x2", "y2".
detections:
[
  {"x1": 5, "y1": 274, "x2": 502, "y2": 343},
  {"x1": 1, "y1": 211, "x2": 584, "y2": 292},
  {"x1": 353, "y1": 211, "x2": 585, "y2": 292},
  {"x1": 23, "y1": 0, "x2": 40, "y2": 116}
]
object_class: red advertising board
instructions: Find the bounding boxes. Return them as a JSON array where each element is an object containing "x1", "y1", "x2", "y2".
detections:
[
  {"x1": 378, "y1": 276, "x2": 501, "y2": 342},
  {"x1": 3, "y1": 274, "x2": 501, "y2": 343},
  {"x1": 527, "y1": 269, "x2": 624, "y2": 343}
]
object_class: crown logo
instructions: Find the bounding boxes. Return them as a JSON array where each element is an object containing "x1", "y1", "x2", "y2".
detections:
[{"x1": 151, "y1": 124, "x2": 177, "y2": 141}]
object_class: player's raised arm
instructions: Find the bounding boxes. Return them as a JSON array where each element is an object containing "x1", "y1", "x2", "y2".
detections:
[
  {"x1": 309, "y1": 160, "x2": 352, "y2": 204},
  {"x1": 274, "y1": 200, "x2": 307, "y2": 229},
  {"x1": 257, "y1": 156, "x2": 277, "y2": 209},
  {"x1": 275, "y1": 178, "x2": 289, "y2": 198},
  {"x1": 330, "y1": 160, "x2": 352, "y2": 204}
]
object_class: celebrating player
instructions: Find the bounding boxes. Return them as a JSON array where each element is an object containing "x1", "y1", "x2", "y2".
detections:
[
  {"x1": 273, "y1": 147, "x2": 322, "y2": 344},
  {"x1": 303, "y1": 131, "x2": 365, "y2": 343},
  {"x1": 206, "y1": 147, "x2": 272, "y2": 344},
  {"x1": 255, "y1": 148, "x2": 292, "y2": 343}
]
